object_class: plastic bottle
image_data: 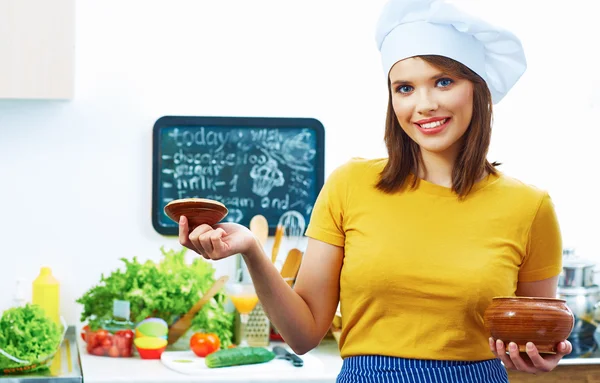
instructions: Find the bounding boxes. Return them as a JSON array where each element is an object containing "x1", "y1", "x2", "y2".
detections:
[
  {"x1": 13, "y1": 279, "x2": 27, "y2": 307},
  {"x1": 32, "y1": 267, "x2": 60, "y2": 325}
]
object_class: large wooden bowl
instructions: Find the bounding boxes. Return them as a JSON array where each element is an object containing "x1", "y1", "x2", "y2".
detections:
[
  {"x1": 164, "y1": 198, "x2": 228, "y2": 228},
  {"x1": 483, "y1": 297, "x2": 574, "y2": 353}
]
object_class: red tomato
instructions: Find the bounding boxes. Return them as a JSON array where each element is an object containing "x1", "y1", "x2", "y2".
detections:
[
  {"x1": 108, "y1": 346, "x2": 120, "y2": 358},
  {"x1": 102, "y1": 337, "x2": 113, "y2": 350},
  {"x1": 190, "y1": 333, "x2": 220, "y2": 357},
  {"x1": 81, "y1": 325, "x2": 90, "y2": 342},
  {"x1": 95, "y1": 329, "x2": 109, "y2": 343},
  {"x1": 120, "y1": 347, "x2": 132, "y2": 358},
  {"x1": 115, "y1": 329, "x2": 134, "y2": 339}
]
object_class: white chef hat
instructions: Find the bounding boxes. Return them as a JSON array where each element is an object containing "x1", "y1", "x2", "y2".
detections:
[{"x1": 375, "y1": 0, "x2": 527, "y2": 104}]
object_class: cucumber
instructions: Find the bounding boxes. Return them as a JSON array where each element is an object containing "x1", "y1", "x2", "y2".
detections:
[{"x1": 205, "y1": 347, "x2": 275, "y2": 368}]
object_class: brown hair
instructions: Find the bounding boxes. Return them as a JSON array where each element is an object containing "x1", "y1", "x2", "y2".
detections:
[{"x1": 376, "y1": 55, "x2": 499, "y2": 198}]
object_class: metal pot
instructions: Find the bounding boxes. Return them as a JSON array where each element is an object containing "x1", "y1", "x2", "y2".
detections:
[
  {"x1": 557, "y1": 285, "x2": 600, "y2": 338},
  {"x1": 559, "y1": 259, "x2": 596, "y2": 288}
]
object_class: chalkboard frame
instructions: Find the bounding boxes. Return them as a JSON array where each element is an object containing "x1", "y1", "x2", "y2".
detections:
[{"x1": 152, "y1": 115, "x2": 326, "y2": 236}]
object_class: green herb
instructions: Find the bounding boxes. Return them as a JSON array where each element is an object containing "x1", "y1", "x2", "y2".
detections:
[
  {"x1": 0, "y1": 304, "x2": 62, "y2": 368},
  {"x1": 76, "y1": 247, "x2": 234, "y2": 348}
]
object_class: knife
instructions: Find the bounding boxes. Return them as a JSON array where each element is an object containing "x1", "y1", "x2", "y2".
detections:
[{"x1": 272, "y1": 346, "x2": 304, "y2": 367}]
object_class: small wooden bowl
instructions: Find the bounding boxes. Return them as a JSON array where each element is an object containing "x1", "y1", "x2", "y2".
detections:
[
  {"x1": 164, "y1": 198, "x2": 228, "y2": 227},
  {"x1": 483, "y1": 297, "x2": 574, "y2": 353}
]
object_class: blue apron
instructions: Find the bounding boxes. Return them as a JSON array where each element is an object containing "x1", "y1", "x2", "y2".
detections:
[{"x1": 337, "y1": 355, "x2": 509, "y2": 383}]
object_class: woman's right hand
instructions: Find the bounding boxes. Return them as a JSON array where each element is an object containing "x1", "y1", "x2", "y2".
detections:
[{"x1": 178, "y1": 216, "x2": 258, "y2": 261}]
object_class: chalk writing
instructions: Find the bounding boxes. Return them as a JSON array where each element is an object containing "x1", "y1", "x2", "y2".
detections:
[{"x1": 153, "y1": 117, "x2": 324, "y2": 235}]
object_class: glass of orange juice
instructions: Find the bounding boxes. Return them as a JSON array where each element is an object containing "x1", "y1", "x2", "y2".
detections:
[{"x1": 225, "y1": 282, "x2": 259, "y2": 347}]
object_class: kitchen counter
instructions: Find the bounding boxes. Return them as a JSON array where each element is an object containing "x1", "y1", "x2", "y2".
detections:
[
  {"x1": 78, "y1": 334, "x2": 600, "y2": 383},
  {"x1": 79, "y1": 338, "x2": 343, "y2": 383}
]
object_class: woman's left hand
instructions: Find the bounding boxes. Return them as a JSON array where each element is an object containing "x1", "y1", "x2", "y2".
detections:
[{"x1": 489, "y1": 338, "x2": 572, "y2": 373}]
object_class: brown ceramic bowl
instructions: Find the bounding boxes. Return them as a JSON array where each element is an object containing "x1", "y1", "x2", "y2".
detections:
[
  {"x1": 164, "y1": 198, "x2": 228, "y2": 228},
  {"x1": 483, "y1": 297, "x2": 574, "y2": 353}
]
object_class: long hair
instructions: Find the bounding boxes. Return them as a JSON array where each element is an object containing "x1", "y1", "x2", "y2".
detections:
[{"x1": 376, "y1": 55, "x2": 499, "y2": 198}]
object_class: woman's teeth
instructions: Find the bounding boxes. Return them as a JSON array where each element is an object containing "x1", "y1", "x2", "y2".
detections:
[{"x1": 420, "y1": 119, "x2": 447, "y2": 129}]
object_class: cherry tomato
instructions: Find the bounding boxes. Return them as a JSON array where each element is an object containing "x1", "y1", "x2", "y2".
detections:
[
  {"x1": 95, "y1": 329, "x2": 109, "y2": 343},
  {"x1": 108, "y1": 346, "x2": 120, "y2": 358},
  {"x1": 81, "y1": 325, "x2": 90, "y2": 342},
  {"x1": 102, "y1": 337, "x2": 113, "y2": 350},
  {"x1": 115, "y1": 329, "x2": 134, "y2": 339},
  {"x1": 190, "y1": 333, "x2": 220, "y2": 357},
  {"x1": 120, "y1": 347, "x2": 132, "y2": 358}
]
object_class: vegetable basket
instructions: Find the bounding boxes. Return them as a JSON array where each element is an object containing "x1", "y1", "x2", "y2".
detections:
[{"x1": 0, "y1": 317, "x2": 67, "y2": 376}]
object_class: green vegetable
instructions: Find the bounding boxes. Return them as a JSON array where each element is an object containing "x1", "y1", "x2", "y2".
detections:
[
  {"x1": 205, "y1": 347, "x2": 275, "y2": 368},
  {"x1": 76, "y1": 247, "x2": 234, "y2": 348},
  {"x1": 0, "y1": 304, "x2": 62, "y2": 369}
]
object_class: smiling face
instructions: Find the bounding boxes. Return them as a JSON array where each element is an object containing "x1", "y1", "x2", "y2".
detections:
[{"x1": 389, "y1": 57, "x2": 474, "y2": 160}]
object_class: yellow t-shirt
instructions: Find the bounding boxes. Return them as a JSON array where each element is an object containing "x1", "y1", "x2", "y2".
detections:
[{"x1": 305, "y1": 158, "x2": 562, "y2": 361}]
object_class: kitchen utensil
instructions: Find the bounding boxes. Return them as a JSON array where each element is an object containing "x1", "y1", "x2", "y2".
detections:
[
  {"x1": 249, "y1": 215, "x2": 269, "y2": 248},
  {"x1": 242, "y1": 303, "x2": 271, "y2": 347},
  {"x1": 167, "y1": 275, "x2": 229, "y2": 345},
  {"x1": 280, "y1": 248, "x2": 303, "y2": 287},
  {"x1": 483, "y1": 297, "x2": 574, "y2": 353},
  {"x1": 164, "y1": 198, "x2": 228, "y2": 228},
  {"x1": 134, "y1": 337, "x2": 168, "y2": 359},
  {"x1": 226, "y1": 282, "x2": 259, "y2": 347},
  {"x1": 557, "y1": 248, "x2": 600, "y2": 340},
  {"x1": 559, "y1": 249, "x2": 597, "y2": 288},
  {"x1": 271, "y1": 224, "x2": 284, "y2": 263},
  {"x1": 278, "y1": 211, "x2": 306, "y2": 247},
  {"x1": 272, "y1": 346, "x2": 303, "y2": 367},
  {"x1": 160, "y1": 350, "x2": 324, "y2": 376}
]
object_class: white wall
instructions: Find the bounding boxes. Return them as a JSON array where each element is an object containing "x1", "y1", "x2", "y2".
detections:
[{"x1": 0, "y1": 0, "x2": 598, "y2": 325}]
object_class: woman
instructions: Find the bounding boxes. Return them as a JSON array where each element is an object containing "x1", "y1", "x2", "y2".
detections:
[{"x1": 179, "y1": 0, "x2": 572, "y2": 381}]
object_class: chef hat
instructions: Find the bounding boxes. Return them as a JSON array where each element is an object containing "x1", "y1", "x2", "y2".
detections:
[{"x1": 375, "y1": 0, "x2": 527, "y2": 104}]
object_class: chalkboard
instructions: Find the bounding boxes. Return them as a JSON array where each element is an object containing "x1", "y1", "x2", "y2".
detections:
[{"x1": 152, "y1": 116, "x2": 325, "y2": 236}]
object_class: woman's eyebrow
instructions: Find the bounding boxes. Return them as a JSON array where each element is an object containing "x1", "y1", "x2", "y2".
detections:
[{"x1": 390, "y1": 72, "x2": 450, "y2": 87}]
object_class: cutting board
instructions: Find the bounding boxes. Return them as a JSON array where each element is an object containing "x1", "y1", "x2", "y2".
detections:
[{"x1": 161, "y1": 350, "x2": 324, "y2": 376}]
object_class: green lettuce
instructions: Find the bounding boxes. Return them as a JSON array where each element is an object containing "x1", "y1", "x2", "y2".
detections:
[
  {"x1": 0, "y1": 304, "x2": 62, "y2": 368},
  {"x1": 76, "y1": 247, "x2": 234, "y2": 347}
]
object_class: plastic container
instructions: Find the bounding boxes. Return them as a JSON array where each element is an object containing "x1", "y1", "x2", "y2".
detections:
[
  {"x1": 83, "y1": 300, "x2": 135, "y2": 358},
  {"x1": 32, "y1": 267, "x2": 60, "y2": 325}
]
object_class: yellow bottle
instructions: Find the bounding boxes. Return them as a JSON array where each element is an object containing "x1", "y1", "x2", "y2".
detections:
[{"x1": 32, "y1": 267, "x2": 60, "y2": 325}]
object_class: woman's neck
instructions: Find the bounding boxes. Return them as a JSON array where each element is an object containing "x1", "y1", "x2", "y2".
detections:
[
  {"x1": 417, "y1": 149, "x2": 489, "y2": 188},
  {"x1": 417, "y1": 150, "x2": 455, "y2": 188}
]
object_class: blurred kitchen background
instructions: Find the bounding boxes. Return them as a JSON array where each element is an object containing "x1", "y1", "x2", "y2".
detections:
[{"x1": 0, "y1": 0, "x2": 598, "y2": 337}]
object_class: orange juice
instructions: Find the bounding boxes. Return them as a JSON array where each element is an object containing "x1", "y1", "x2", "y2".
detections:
[{"x1": 230, "y1": 295, "x2": 259, "y2": 314}]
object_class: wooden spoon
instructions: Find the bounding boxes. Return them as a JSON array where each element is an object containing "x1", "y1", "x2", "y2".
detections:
[
  {"x1": 271, "y1": 224, "x2": 285, "y2": 264},
  {"x1": 249, "y1": 215, "x2": 269, "y2": 248},
  {"x1": 280, "y1": 248, "x2": 303, "y2": 287},
  {"x1": 167, "y1": 275, "x2": 229, "y2": 345}
]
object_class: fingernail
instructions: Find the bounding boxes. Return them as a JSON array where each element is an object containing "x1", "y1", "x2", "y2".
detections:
[
  {"x1": 179, "y1": 216, "x2": 184, "y2": 224},
  {"x1": 526, "y1": 342, "x2": 534, "y2": 351},
  {"x1": 509, "y1": 343, "x2": 517, "y2": 351}
]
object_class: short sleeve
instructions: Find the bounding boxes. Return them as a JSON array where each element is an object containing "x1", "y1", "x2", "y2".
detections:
[
  {"x1": 304, "y1": 163, "x2": 350, "y2": 247},
  {"x1": 518, "y1": 193, "x2": 563, "y2": 282}
]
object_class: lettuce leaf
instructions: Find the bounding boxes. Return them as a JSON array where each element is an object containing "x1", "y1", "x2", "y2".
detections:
[
  {"x1": 76, "y1": 247, "x2": 234, "y2": 347},
  {"x1": 0, "y1": 304, "x2": 62, "y2": 368}
]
